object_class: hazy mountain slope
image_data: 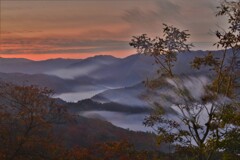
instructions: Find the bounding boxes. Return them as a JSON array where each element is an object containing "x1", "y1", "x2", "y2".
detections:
[
  {"x1": 71, "y1": 50, "x2": 217, "y2": 87},
  {"x1": 0, "y1": 58, "x2": 81, "y2": 74},
  {"x1": 0, "y1": 50, "x2": 231, "y2": 77},
  {"x1": 88, "y1": 54, "x2": 157, "y2": 87},
  {"x1": 46, "y1": 55, "x2": 119, "y2": 79},
  {"x1": 91, "y1": 83, "x2": 148, "y2": 107},
  {"x1": 61, "y1": 115, "x2": 161, "y2": 151},
  {"x1": 0, "y1": 57, "x2": 32, "y2": 64},
  {"x1": 0, "y1": 72, "x2": 78, "y2": 93},
  {"x1": 0, "y1": 50, "x2": 229, "y2": 103},
  {"x1": 67, "y1": 55, "x2": 119, "y2": 68}
]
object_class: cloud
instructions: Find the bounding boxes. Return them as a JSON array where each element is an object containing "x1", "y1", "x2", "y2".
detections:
[
  {"x1": 1, "y1": 0, "x2": 227, "y2": 57},
  {"x1": 122, "y1": 8, "x2": 159, "y2": 27},
  {"x1": 122, "y1": 0, "x2": 222, "y2": 46},
  {"x1": 0, "y1": 37, "x2": 131, "y2": 55},
  {"x1": 122, "y1": 0, "x2": 179, "y2": 25},
  {"x1": 166, "y1": 76, "x2": 209, "y2": 102},
  {"x1": 122, "y1": 0, "x2": 181, "y2": 25},
  {"x1": 155, "y1": 0, "x2": 181, "y2": 19}
]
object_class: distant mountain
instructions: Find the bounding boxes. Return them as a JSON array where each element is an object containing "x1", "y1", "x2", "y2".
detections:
[
  {"x1": 91, "y1": 83, "x2": 148, "y2": 107},
  {"x1": 0, "y1": 57, "x2": 32, "y2": 64},
  {"x1": 1, "y1": 50, "x2": 233, "y2": 141},
  {"x1": 65, "y1": 51, "x2": 217, "y2": 90},
  {"x1": 47, "y1": 54, "x2": 157, "y2": 87},
  {"x1": 67, "y1": 55, "x2": 118, "y2": 68},
  {"x1": 0, "y1": 50, "x2": 232, "y2": 133},
  {"x1": 0, "y1": 58, "x2": 81, "y2": 74},
  {"x1": 87, "y1": 54, "x2": 157, "y2": 87},
  {"x1": 0, "y1": 50, "x2": 229, "y2": 103},
  {"x1": 0, "y1": 50, "x2": 231, "y2": 76},
  {"x1": 46, "y1": 55, "x2": 119, "y2": 80},
  {"x1": 0, "y1": 72, "x2": 77, "y2": 93}
]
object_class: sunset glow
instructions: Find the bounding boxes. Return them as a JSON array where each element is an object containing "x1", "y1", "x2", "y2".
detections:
[{"x1": 1, "y1": 0, "x2": 224, "y2": 60}]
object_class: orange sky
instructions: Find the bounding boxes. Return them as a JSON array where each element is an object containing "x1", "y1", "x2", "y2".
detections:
[{"x1": 0, "y1": 0, "x2": 225, "y2": 60}]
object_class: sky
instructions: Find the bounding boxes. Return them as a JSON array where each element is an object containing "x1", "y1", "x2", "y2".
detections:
[{"x1": 0, "y1": 0, "x2": 226, "y2": 60}]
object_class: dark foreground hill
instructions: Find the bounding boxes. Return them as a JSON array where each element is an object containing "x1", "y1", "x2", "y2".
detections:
[{"x1": 59, "y1": 115, "x2": 164, "y2": 151}]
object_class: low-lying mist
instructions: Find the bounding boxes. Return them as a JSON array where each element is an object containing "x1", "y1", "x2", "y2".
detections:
[{"x1": 80, "y1": 111, "x2": 153, "y2": 132}]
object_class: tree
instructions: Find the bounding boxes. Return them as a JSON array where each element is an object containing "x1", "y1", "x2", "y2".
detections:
[
  {"x1": 0, "y1": 83, "x2": 69, "y2": 160},
  {"x1": 130, "y1": 1, "x2": 240, "y2": 160},
  {"x1": 130, "y1": 24, "x2": 193, "y2": 78}
]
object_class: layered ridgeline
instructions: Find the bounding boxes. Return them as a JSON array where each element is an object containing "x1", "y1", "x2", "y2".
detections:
[
  {"x1": 0, "y1": 50, "x2": 231, "y2": 131},
  {"x1": 0, "y1": 50, "x2": 227, "y2": 102}
]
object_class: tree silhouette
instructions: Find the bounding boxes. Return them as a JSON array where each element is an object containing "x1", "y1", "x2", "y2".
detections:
[
  {"x1": 0, "y1": 83, "x2": 68, "y2": 160},
  {"x1": 130, "y1": 1, "x2": 240, "y2": 160}
]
